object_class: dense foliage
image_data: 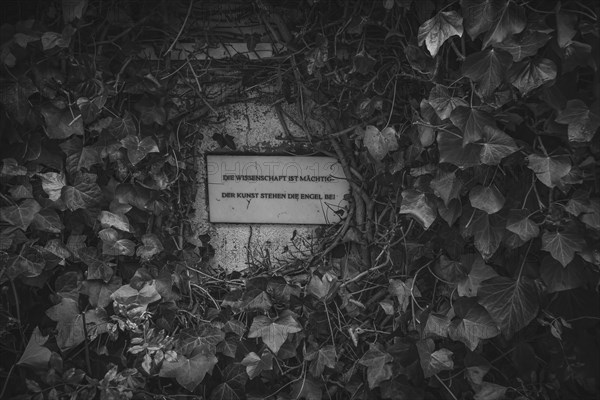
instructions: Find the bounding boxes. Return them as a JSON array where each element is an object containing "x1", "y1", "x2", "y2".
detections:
[{"x1": 1, "y1": 0, "x2": 599, "y2": 399}]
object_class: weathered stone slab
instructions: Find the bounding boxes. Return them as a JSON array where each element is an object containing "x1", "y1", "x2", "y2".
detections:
[{"x1": 207, "y1": 155, "x2": 349, "y2": 224}]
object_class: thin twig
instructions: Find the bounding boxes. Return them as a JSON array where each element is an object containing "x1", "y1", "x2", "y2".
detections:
[
  {"x1": 185, "y1": 57, "x2": 217, "y2": 115},
  {"x1": 163, "y1": 0, "x2": 194, "y2": 56},
  {"x1": 96, "y1": 15, "x2": 152, "y2": 45}
]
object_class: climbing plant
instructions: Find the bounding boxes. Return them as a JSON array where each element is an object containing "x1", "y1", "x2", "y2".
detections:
[{"x1": 0, "y1": 0, "x2": 599, "y2": 399}]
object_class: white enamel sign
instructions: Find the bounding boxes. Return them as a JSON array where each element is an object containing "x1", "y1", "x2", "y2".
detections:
[{"x1": 206, "y1": 155, "x2": 350, "y2": 224}]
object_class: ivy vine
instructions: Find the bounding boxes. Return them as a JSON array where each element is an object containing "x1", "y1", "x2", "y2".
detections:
[{"x1": 1, "y1": 1, "x2": 599, "y2": 400}]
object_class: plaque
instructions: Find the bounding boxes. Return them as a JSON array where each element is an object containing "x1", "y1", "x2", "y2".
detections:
[{"x1": 206, "y1": 155, "x2": 350, "y2": 224}]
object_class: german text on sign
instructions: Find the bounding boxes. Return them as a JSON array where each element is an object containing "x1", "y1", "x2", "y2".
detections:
[{"x1": 206, "y1": 155, "x2": 350, "y2": 224}]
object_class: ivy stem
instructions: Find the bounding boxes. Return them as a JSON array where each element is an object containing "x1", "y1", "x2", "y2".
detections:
[
  {"x1": 536, "y1": 136, "x2": 549, "y2": 157},
  {"x1": 517, "y1": 240, "x2": 533, "y2": 282},
  {"x1": 0, "y1": 364, "x2": 15, "y2": 399},
  {"x1": 410, "y1": 257, "x2": 438, "y2": 329},
  {"x1": 435, "y1": 374, "x2": 458, "y2": 400},
  {"x1": 449, "y1": 39, "x2": 465, "y2": 61},
  {"x1": 385, "y1": 77, "x2": 397, "y2": 128},
  {"x1": 81, "y1": 311, "x2": 92, "y2": 376},
  {"x1": 522, "y1": 173, "x2": 536, "y2": 208}
]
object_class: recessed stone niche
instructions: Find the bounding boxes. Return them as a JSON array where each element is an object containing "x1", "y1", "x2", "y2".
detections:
[{"x1": 193, "y1": 93, "x2": 347, "y2": 272}]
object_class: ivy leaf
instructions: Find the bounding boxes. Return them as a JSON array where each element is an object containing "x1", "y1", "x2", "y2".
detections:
[
  {"x1": 423, "y1": 313, "x2": 451, "y2": 338},
  {"x1": 405, "y1": 42, "x2": 436, "y2": 74},
  {"x1": 449, "y1": 298, "x2": 500, "y2": 350},
  {"x1": 437, "y1": 130, "x2": 482, "y2": 168},
  {"x1": 417, "y1": 338, "x2": 454, "y2": 378},
  {"x1": 247, "y1": 312, "x2": 302, "y2": 353},
  {"x1": 98, "y1": 211, "x2": 131, "y2": 232},
  {"x1": 0, "y1": 77, "x2": 38, "y2": 124},
  {"x1": 461, "y1": 0, "x2": 504, "y2": 41},
  {"x1": 37, "y1": 172, "x2": 67, "y2": 201},
  {"x1": 417, "y1": 11, "x2": 463, "y2": 57},
  {"x1": 209, "y1": 363, "x2": 247, "y2": 400},
  {"x1": 540, "y1": 255, "x2": 590, "y2": 293},
  {"x1": 134, "y1": 97, "x2": 166, "y2": 125},
  {"x1": 78, "y1": 96, "x2": 105, "y2": 124},
  {"x1": 399, "y1": 189, "x2": 437, "y2": 229},
  {"x1": 121, "y1": 135, "x2": 160, "y2": 165},
  {"x1": 80, "y1": 275, "x2": 122, "y2": 308},
  {"x1": 136, "y1": 234, "x2": 164, "y2": 261},
  {"x1": 580, "y1": 199, "x2": 600, "y2": 230},
  {"x1": 363, "y1": 126, "x2": 398, "y2": 161},
  {"x1": 506, "y1": 209, "x2": 539, "y2": 242},
  {"x1": 428, "y1": 85, "x2": 467, "y2": 120},
  {"x1": 527, "y1": 154, "x2": 571, "y2": 188},
  {"x1": 10, "y1": 183, "x2": 33, "y2": 200},
  {"x1": 110, "y1": 281, "x2": 161, "y2": 310},
  {"x1": 79, "y1": 247, "x2": 112, "y2": 280},
  {"x1": 509, "y1": 58, "x2": 557, "y2": 96},
  {"x1": 450, "y1": 106, "x2": 495, "y2": 145},
  {"x1": 41, "y1": 27, "x2": 75, "y2": 50},
  {"x1": 565, "y1": 190, "x2": 592, "y2": 217},
  {"x1": 438, "y1": 198, "x2": 462, "y2": 226},
  {"x1": 241, "y1": 350, "x2": 273, "y2": 379},
  {"x1": 31, "y1": 209, "x2": 64, "y2": 233},
  {"x1": 430, "y1": 170, "x2": 463, "y2": 206},
  {"x1": 556, "y1": 9, "x2": 577, "y2": 48},
  {"x1": 17, "y1": 326, "x2": 51, "y2": 370},
  {"x1": 40, "y1": 104, "x2": 83, "y2": 139},
  {"x1": 493, "y1": 30, "x2": 550, "y2": 62},
  {"x1": 541, "y1": 230, "x2": 585, "y2": 267},
  {"x1": 464, "y1": 210, "x2": 505, "y2": 259},
  {"x1": 478, "y1": 125, "x2": 518, "y2": 165},
  {"x1": 1, "y1": 158, "x2": 27, "y2": 178},
  {"x1": 59, "y1": 137, "x2": 102, "y2": 175},
  {"x1": 389, "y1": 278, "x2": 421, "y2": 313},
  {"x1": 212, "y1": 133, "x2": 237, "y2": 150},
  {"x1": 473, "y1": 382, "x2": 508, "y2": 400},
  {"x1": 478, "y1": 276, "x2": 539, "y2": 338},
  {"x1": 5, "y1": 244, "x2": 46, "y2": 279},
  {"x1": 1, "y1": 199, "x2": 41, "y2": 230},
  {"x1": 45, "y1": 297, "x2": 85, "y2": 350},
  {"x1": 307, "y1": 273, "x2": 337, "y2": 301},
  {"x1": 352, "y1": 49, "x2": 377, "y2": 75},
  {"x1": 108, "y1": 112, "x2": 137, "y2": 138},
  {"x1": 178, "y1": 324, "x2": 225, "y2": 356},
  {"x1": 434, "y1": 255, "x2": 468, "y2": 284},
  {"x1": 0, "y1": 226, "x2": 26, "y2": 251},
  {"x1": 61, "y1": 175, "x2": 103, "y2": 211},
  {"x1": 481, "y1": 1, "x2": 526, "y2": 48},
  {"x1": 462, "y1": 49, "x2": 512, "y2": 97},
  {"x1": 359, "y1": 343, "x2": 393, "y2": 389},
  {"x1": 555, "y1": 100, "x2": 600, "y2": 142},
  {"x1": 241, "y1": 288, "x2": 273, "y2": 311},
  {"x1": 267, "y1": 276, "x2": 301, "y2": 302},
  {"x1": 159, "y1": 345, "x2": 218, "y2": 392},
  {"x1": 469, "y1": 185, "x2": 505, "y2": 214},
  {"x1": 223, "y1": 320, "x2": 246, "y2": 337},
  {"x1": 102, "y1": 238, "x2": 135, "y2": 256},
  {"x1": 457, "y1": 254, "x2": 498, "y2": 297},
  {"x1": 305, "y1": 344, "x2": 337, "y2": 376}
]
